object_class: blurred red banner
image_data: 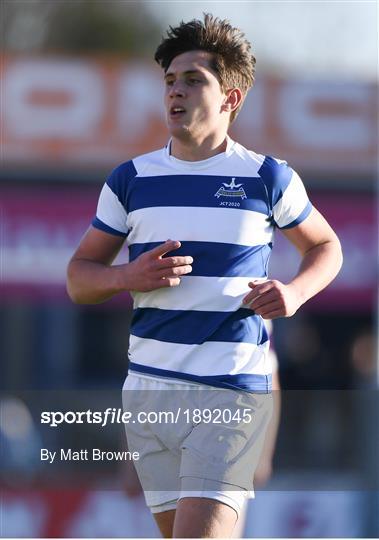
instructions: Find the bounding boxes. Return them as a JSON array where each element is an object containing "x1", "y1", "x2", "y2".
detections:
[{"x1": 1, "y1": 55, "x2": 377, "y2": 178}]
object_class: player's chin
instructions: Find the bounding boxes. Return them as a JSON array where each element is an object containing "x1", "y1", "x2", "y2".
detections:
[{"x1": 167, "y1": 123, "x2": 191, "y2": 138}]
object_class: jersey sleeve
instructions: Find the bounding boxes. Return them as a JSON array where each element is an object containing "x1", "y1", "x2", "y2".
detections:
[
  {"x1": 258, "y1": 156, "x2": 312, "y2": 229},
  {"x1": 92, "y1": 160, "x2": 137, "y2": 237}
]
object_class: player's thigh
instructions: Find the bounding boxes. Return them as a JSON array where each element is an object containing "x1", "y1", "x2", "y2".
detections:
[
  {"x1": 153, "y1": 509, "x2": 176, "y2": 539},
  {"x1": 173, "y1": 497, "x2": 237, "y2": 538},
  {"x1": 181, "y1": 389, "x2": 273, "y2": 493}
]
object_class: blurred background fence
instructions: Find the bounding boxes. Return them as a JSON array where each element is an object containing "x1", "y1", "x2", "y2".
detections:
[{"x1": 1, "y1": 1, "x2": 378, "y2": 537}]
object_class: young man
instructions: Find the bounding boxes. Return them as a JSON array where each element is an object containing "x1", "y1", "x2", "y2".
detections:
[{"x1": 67, "y1": 14, "x2": 342, "y2": 538}]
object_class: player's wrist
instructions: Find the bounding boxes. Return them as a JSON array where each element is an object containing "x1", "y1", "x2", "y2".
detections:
[
  {"x1": 286, "y1": 280, "x2": 307, "y2": 310},
  {"x1": 111, "y1": 263, "x2": 135, "y2": 293}
]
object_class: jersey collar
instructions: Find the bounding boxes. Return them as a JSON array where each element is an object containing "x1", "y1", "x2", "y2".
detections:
[{"x1": 165, "y1": 136, "x2": 235, "y2": 170}]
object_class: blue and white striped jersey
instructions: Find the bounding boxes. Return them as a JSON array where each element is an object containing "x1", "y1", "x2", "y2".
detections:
[{"x1": 93, "y1": 137, "x2": 312, "y2": 393}]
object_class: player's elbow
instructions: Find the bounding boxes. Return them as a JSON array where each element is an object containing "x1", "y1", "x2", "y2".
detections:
[
  {"x1": 66, "y1": 259, "x2": 85, "y2": 304},
  {"x1": 329, "y1": 233, "x2": 343, "y2": 279},
  {"x1": 338, "y1": 243, "x2": 343, "y2": 273}
]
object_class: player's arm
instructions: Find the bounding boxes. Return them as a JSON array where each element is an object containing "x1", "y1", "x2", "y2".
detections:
[
  {"x1": 67, "y1": 226, "x2": 126, "y2": 304},
  {"x1": 243, "y1": 207, "x2": 343, "y2": 318},
  {"x1": 66, "y1": 227, "x2": 193, "y2": 304}
]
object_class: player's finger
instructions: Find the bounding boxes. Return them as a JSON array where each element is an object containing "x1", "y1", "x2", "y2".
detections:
[
  {"x1": 149, "y1": 240, "x2": 181, "y2": 259},
  {"x1": 243, "y1": 281, "x2": 275, "y2": 305},
  {"x1": 242, "y1": 291, "x2": 256, "y2": 305},
  {"x1": 156, "y1": 277, "x2": 182, "y2": 288},
  {"x1": 243, "y1": 289, "x2": 268, "y2": 305},
  {"x1": 247, "y1": 278, "x2": 268, "y2": 288},
  {"x1": 156, "y1": 265, "x2": 192, "y2": 279},
  {"x1": 247, "y1": 280, "x2": 274, "y2": 294},
  {"x1": 156, "y1": 255, "x2": 193, "y2": 268},
  {"x1": 247, "y1": 290, "x2": 278, "y2": 309},
  {"x1": 253, "y1": 300, "x2": 281, "y2": 316}
]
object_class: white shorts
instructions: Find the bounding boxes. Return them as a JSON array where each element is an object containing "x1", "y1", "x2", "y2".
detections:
[{"x1": 122, "y1": 372, "x2": 272, "y2": 517}]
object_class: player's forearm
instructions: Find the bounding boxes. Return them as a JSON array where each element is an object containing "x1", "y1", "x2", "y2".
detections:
[
  {"x1": 66, "y1": 259, "x2": 129, "y2": 304},
  {"x1": 289, "y1": 238, "x2": 343, "y2": 306}
]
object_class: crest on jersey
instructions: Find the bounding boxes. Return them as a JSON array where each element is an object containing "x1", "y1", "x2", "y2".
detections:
[{"x1": 214, "y1": 178, "x2": 247, "y2": 199}]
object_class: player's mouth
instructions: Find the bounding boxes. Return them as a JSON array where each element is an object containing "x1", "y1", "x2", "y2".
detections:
[{"x1": 169, "y1": 106, "x2": 186, "y2": 119}]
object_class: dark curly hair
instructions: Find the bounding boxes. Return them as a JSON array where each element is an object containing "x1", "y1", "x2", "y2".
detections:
[{"x1": 154, "y1": 13, "x2": 256, "y2": 122}]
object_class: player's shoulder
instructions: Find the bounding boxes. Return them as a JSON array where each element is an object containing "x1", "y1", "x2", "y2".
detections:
[
  {"x1": 110, "y1": 146, "x2": 165, "y2": 178},
  {"x1": 233, "y1": 141, "x2": 266, "y2": 170},
  {"x1": 233, "y1": 141, "x2": 291, "y2": 180},
  {"x1": 235, "y1": 142, "x2": 288, "y2": 174},
  {"x1": 258, "y1": 155, "x2": 291, "y2": 178},
  {"x1": 106, "y1": 146, "x2": 167, "y2": 197},
  {"x1": 234, "y1": 142, "x2": 301, "y2": 210},
  {"x1": 246, "y1": 147, "x2": 294, "y2": 192}
]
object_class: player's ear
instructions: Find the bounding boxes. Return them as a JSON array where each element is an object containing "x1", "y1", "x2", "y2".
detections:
[{"x1": 221, "y1": 88, "x2": 243, "y2": 114}]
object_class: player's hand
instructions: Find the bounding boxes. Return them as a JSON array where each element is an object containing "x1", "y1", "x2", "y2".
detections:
[
  {"x1": 125, "y1": 240, "x2": 193, "y2": 292},
  {"x1": 242, "y1": 279, "x2": 302, "y2": 319}
]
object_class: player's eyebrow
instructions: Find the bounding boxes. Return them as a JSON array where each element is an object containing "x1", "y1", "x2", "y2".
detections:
[{"x1": 164, "y1": 69, "x2": 203, "y2": 80}]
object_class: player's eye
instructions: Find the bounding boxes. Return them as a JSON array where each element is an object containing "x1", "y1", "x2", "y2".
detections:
[
  {"x1": 165, "y1": 79, "x2": 174, "y2": 86},
  {"x1": 188, "y1": 78, "x2": 200, "y2": 84}
]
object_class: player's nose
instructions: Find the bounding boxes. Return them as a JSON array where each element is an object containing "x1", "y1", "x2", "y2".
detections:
[{"x1": 168, "y1": 81, "x2": 186, "y2": 98}]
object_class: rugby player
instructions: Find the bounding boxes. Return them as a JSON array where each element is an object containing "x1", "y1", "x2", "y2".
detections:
[{"x1": 67, "y1": 14, "x2": 342, "y2": 538}]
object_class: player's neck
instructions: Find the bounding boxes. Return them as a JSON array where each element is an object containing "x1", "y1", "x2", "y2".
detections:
[{"x1": 170, "y1": 134, "x2": 228, "y2": 162}]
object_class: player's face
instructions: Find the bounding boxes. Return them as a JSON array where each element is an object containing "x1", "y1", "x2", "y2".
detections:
[{"x1": 164, "y1": 50, "x2": 229, "y2": 142}]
